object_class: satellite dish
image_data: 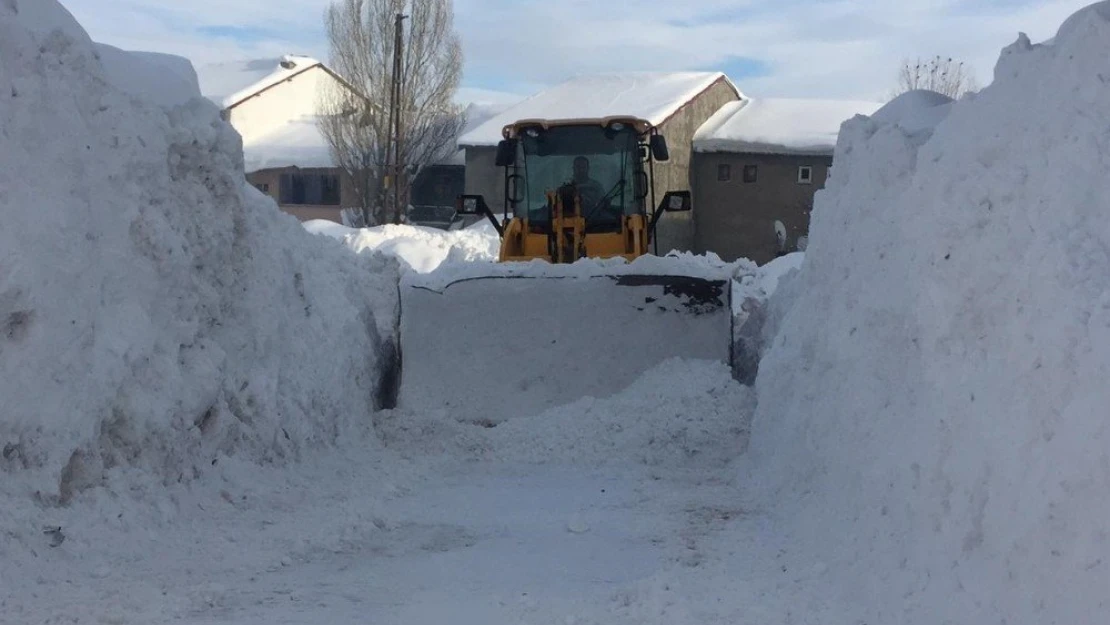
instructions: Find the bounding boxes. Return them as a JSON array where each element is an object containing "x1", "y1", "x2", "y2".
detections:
[{"x1": 774, "y1": 220, "x2": 787, "y2": 250}]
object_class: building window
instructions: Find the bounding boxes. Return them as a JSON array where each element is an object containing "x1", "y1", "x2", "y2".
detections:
[
  {"x1": 743, "y1": 165, "x2": 758, "y2": 183},
  {"x1": 254, "y1": 183, "x2": 270, "y2": 194},
  {"x1": 798, "y1": 166, "x2": 813, "y2": 184},
  {"x1": 717, "y1": 163, "x2": 731, "y2": 182},
  {"x1": 279, "y1": 172, "x2": 341, "y2": 205}
]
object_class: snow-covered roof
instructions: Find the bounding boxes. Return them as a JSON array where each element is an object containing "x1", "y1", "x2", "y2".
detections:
[
  {"x1": 196, "y1": 55, "x2": 326, "y2": 109},
  {"x1": 441, "y1": 101, "x2": 516, "y2": 165},
  {"x1": 242, "y1": 116, "x2": 332, "y2": 171},
  {"x1": 458, "y1": 72, "x2": 740, "y2": 147},
  {"x1": 693, "y1": 98, "x2": 883, "y2": 155},
  {"x1": 242, "y1": 102, "x2": 505, "y2": 170}
]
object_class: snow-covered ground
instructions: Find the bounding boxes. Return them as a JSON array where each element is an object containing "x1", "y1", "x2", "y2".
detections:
[
  {"x1": 4, "y1": 0, "x2": 1110, "y2": 624},
  {"x1": 2, "y1": 359, "x2": 828, "y2": 625}
]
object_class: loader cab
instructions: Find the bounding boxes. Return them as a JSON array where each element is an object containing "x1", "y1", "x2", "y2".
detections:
[
  {"x1": 459, "y1": 117, "x2": 689, "y2": 263},
  {"x1": 506, "y1": 122, "x2": 646, "y2": 232}
]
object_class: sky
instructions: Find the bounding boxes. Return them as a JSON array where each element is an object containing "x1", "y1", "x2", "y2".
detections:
[{"x1": 62, "y1": 0, "x2": 1095, "y2": 103}]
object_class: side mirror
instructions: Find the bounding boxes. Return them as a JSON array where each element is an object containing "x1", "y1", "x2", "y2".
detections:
[
  {"x1": 650, "y1": 134, "x2": 670, "y2": 162},
  {"x1": 658, "y1": 190, "x2": 691, "y2": 212},
  {"x1": 495, "y1": 138, "x2": 517, "y2": 167},
  {"x1": 456, "y1": 194, "x2": 505, "y2": 238},
  {"x1": 455, "y1": 194, "x2": 488, "y2": 215},
  {"x1": 648, "y1": 190, "x2": 690, "y2": 238}
]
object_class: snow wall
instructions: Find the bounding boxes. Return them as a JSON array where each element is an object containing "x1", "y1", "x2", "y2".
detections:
[
  {"x1": 0, "y1": 1, "x2": 399, "y2": 502},
  {"x1": 747, "y1": 2, "x2": 1110, "y2": 623}
]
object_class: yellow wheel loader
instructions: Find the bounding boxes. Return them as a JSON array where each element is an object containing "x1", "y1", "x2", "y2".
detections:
[
  {"x1": 396, "y1": 117, "x2": 736, "y2": 422},
  {"x1": 454, "y1": 116, "x2": 692, "y2": 263}
]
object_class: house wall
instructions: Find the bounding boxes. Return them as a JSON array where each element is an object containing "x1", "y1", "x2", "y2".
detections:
[
  {"x1": 653, "y1": 78, "x2": 741, "y2": 254},
  {"x1": 463, "y1": 146, "x2": 505, "y2": 214},
  {"x1": 226, "y1": 66, "x2": 340, "y2": 145},
  {"x1": 692, "y1": 151, "x2": 833, "y2": 264},
  {"x1": 247, "y1": 166, "x2": 355, "y2": 224}
]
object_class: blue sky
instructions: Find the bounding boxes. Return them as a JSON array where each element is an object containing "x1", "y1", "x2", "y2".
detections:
[{"x1": 63, "y1": 0, "x2": 1093, "y2": 102}]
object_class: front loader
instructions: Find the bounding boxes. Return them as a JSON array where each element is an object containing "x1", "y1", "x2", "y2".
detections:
[
  {"x1": 397, "y1": 117, "x2": 735, "y2": 422},
  {"x1": 455, "y1": 116, "x2": 692, "y2": 263}
]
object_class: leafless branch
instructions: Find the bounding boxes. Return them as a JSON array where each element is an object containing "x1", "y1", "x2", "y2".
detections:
[
  {"x1": 317, "y1": 0, "x2": 465, "y2": 226},
  {"x1": 894, "y1": 55, "x2": 979, "y2": 100}
]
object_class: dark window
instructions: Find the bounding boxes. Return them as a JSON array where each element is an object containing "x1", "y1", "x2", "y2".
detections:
[
  {"x1": 279, "y1": 172, "x2": 341, "y2": 205},
  {"x1": 254, "y1": 182, "x2": 270, "y2": 194},
  {"x1": 321, "y1": 175, "x2": 340, "y2": 204},
  {"x1": 717, "y1": 163, "x2": 731, "y2": 182},
  {"x1": 797, "y1": 166, "x2": 813, "y2": 184},
  {"x1": 743, "y1": 164, "x2": 758, "y2": 183}
]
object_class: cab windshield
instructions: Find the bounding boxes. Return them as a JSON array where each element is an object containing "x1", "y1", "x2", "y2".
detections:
[{"x1": 514, "y1": 124, "x2": 644, "y2": 229}]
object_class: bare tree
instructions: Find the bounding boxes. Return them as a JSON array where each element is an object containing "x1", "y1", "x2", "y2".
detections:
[
  {"x1": 895, "y1": 55, "x2": 979, "y2": 99},
  {"x1": 318, "y1": 0, "x2": 465, "y2": 227}
]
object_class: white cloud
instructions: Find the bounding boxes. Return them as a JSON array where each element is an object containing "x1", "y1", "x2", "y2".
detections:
[{"x1": 64, "y1": 0, "x2": 1095, "y2": 101}]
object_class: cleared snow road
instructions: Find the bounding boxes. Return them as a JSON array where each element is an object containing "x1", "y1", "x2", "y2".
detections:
[
  {"x1": 171, "y1": 463, "x2": 727, "y2": 625},
  {"x1": 4, "y1": 455, "x2": 807, "y2": 624},
  {"x1": 3, "y1": 361, "x2": 841, "y2": 624}
]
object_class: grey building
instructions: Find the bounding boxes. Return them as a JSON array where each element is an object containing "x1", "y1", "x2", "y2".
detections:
[
  {"x1": 691, "y1": 98, "x2": 881, "y2": 263},
  {"x1": 456, "y1": 72, "x2": 742, "y2": 254}
]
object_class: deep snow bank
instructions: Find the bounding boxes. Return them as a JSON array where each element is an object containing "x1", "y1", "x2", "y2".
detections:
[
  {"x1": 0, "y1": 1, "x2": 398, "y2": 504},
  {"x1": 748, "y1": 3, "x2": 1110, "y2": 623}
]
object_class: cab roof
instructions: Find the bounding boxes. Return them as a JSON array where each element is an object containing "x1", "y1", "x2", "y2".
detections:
[{"x1": 502, "y1": 116, "x2": 656, "y2": 139}]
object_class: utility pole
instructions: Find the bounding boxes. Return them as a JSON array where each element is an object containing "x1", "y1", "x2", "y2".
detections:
[{"x1": 388, "y1": 11, "x2": 408, "y2": 224}]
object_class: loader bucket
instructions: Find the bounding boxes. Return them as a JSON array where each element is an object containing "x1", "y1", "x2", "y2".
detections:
[{"x1": 398, "y1": 264, "x2": 733, "y2": 423}]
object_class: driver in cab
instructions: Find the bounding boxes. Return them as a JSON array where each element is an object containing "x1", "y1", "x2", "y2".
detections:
[{"x1": 571, "y1": 156, "x2": 605, "y2": 212}]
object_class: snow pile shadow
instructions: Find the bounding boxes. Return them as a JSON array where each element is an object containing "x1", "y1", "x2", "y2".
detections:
[
  {"x1": 376, "y1": 359, "x2": 753, "y2": 468},
  {"x1": 0, "y1": 1, "x2": 399, "y2": 506},
  {"x1": 747, "y1": 3, "x2": 1110, "y2": 623}
]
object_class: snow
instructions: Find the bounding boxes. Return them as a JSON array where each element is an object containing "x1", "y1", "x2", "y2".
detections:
[
  {"x1": 306, "y1": 219, "x2": 501, "y2": 273},
  {"x1": 10, "y1": 0, "x2": 88, "y2": 41},
  {"x1": 399, "y1": 276, "x2": 734, "y2": 423},
  {"x1": 0, "y1": 0, "x2": 398, "y2": 512},
  {"x1": 458, "y1": 72, "x2": 740, "y2": 147},
  {"x1": 407, "y1": 248, "x2": 753, "y2": 292},
  {"x1": 93, "y1": 43, "x2": 203, "y2": 108},
  {"x1": 693, "y1": 97, "x2": 882, "y2": 155},
  {"x1": 241, "y1": 115, "x2": 332, "y2": 171},
  {"x1": 5, "y1": 0, "x2": 1109, "y2": 623},
  {"x1": 746, "y1": 2, "x2": 1110, "y2": 622},
  {"x1": 749, "y1": 251, "x2": 804, "y2": 298},
  {"x1": 454, "y1": 86, "x2": 525, "y2": 108},
  {"x1": 869, "y1": 89, "x2": 954, "y2": 135},
  {"x1": 379, "y1": 358, "x2": 751, "y2": 467},
  {"x1": 4, "y1": 353, "x2": 766, "y2": 624},
  {"x1": 195, "y1": 58, "x2": 286, "y2": 105},
  {"x1": 443, "y1": 100, "x2": 516, "y2": 164},
  {"x1": 217, "y1": 54, "x2": 323, "y2": 110}
]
